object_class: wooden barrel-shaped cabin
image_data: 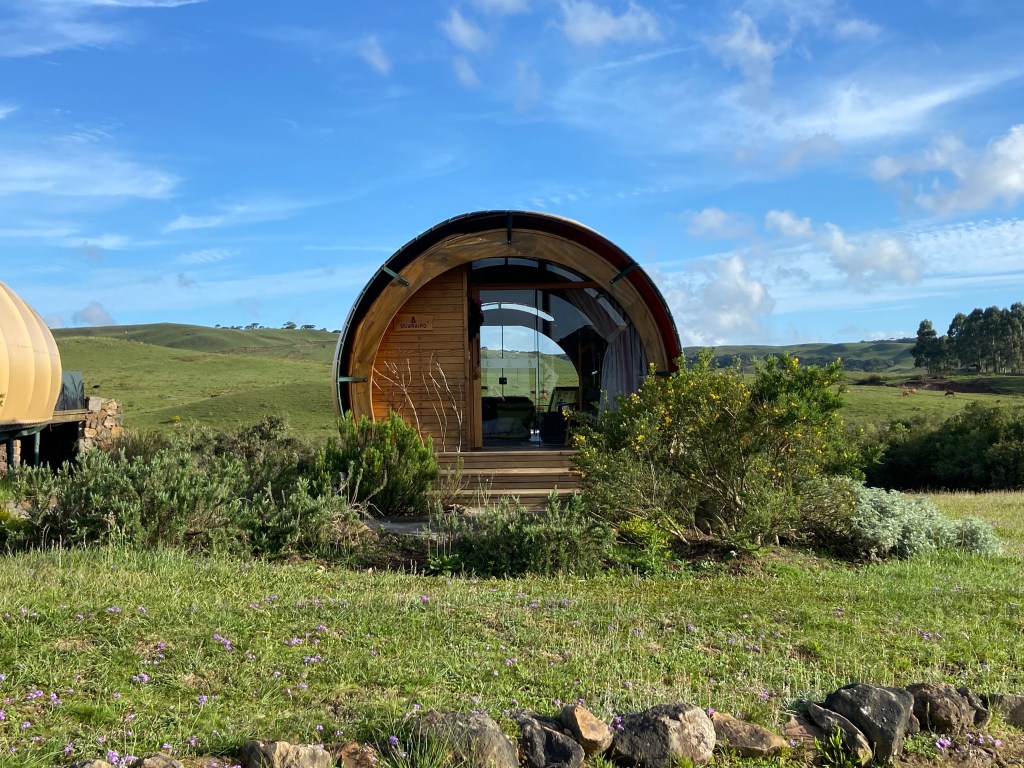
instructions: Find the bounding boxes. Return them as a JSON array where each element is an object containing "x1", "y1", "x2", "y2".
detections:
[
  {"x1": 1, "y1": 280, "x2": 62, "y2": 431},
  {"x1": 333, "y1": 211, "x2": 681, "y2": 452}
]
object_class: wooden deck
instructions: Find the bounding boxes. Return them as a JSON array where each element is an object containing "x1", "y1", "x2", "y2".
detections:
[{"x1": 436, "y1": 449, "x2": 579, "y2": 509}]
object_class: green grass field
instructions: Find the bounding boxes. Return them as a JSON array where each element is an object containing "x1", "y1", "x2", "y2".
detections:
[
  {"x1": 55, "y1": 331, "x2": 340, "y2": 439},
  {"x1": 0, "y1": 538, "x2": 1021, "y2": 767}
]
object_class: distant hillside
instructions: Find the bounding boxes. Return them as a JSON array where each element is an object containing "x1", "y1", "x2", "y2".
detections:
[
  {"x1": 53, "y1": 324, "x2": 339, "y2": 437},
  {"x1": 683, "y1": 340, "x2": 917, "y2": 373},
  {"x1": 49, "y1": 324, "x2": 966, "y2": 437},
  {"x1": 53, "y1": 323, "x2": 339, "y2": 363}
]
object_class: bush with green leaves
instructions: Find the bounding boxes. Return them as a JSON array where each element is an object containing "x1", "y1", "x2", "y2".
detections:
[
  {"x1": 313, "y1": 410, "x2": 439, "y2": 516},
  {"x1": 6, "y1": 419, "x2": 368, "y2": 558},
  {"x1": 812, "y1": 479, "x2": 1001, "y2": 559},
  {"x1": 574, "y1": 351, "x2": 862, "y2": 545},
  {"x1": 867, "y1": 402, "x2": 1024, "y2": 491},
  {"x1": 451, "y1": 491, "x2": 613, "y2": 577}
]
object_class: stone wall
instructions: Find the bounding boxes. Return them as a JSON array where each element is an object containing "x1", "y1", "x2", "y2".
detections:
[{"x1": 80, "y1": 397, "x2": 124, "y2": 452}]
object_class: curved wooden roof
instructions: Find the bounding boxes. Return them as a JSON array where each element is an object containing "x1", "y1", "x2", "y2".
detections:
[
  {"x1": 0, "y1": 281, "x2": 62, "y2": 427},
  {"x1": 333, "y1": 210, "x2": 681, "y2": 415}
]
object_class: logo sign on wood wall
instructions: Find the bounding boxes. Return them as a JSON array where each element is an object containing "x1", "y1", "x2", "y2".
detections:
[{"x1": 394, "y1": 314, "x2": 433, "y2": 332}]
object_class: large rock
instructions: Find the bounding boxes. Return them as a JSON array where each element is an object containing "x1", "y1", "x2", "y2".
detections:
[
  {"x1": 986, "y1": 693, "x2": 1024, "y2": 728},
  {"x1": 807, "y1": 703, "x2": 872, "y2": 767},
  {"x1": 330, "y1": 741, "x2": 380, "y2": 768},
  {"x1": 411, "y1": 710, "x2": 519, "y2": 768},
  {"x1": 956, "y1": 687, "x2": 991, "y2": 727},
  {"x1": 906, "y1": 682, "x2": 974, "y2": 734},
  {"x1": 710, "y1": 712, "x2": 787, "y2": 758},
  {"x1": 783, "y1": 715, "x2": 825, "y2": 747},
  {"x1": 239, "y1": 740, "x2": 334, "y2": 768},
  {"x1": 561, "y1": 704, "x2": 614, "y2": 756},
  {"x1": 823, "y1": 683, "x2": 914, "y2": 763},
  {"x1": 136, "y1": 757, "x2": 183, "y2": 768},
  {"x1": 609, "y1": 702, "x2": 716, "y2": 768},
  {"x1": 515, "y1": 711, "x2": 585, "y2": 768}
]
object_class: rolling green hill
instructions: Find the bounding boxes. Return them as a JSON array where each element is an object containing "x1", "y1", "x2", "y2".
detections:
[
  {"x1": 55, "y1": 329, "x2": 339, "y2": 438},
  {"x1": 683, "y1": 340, "x2": 917, "y2": 372},
  {"x1": 49, "y1": 324, "x2": 1022, "y2": 437}
]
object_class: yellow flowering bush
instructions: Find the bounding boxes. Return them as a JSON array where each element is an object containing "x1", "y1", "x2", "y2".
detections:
[{"x1": 574, "y1": 350, "x2": 862, "y2": 546}]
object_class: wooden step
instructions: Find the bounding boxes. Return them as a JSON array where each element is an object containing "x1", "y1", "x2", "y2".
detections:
[{"x1": 437, "y1": 450, "x2": 577, "y2": 470}]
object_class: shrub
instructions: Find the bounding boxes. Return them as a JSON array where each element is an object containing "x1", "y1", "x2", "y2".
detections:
[
  {"x1": 313, "y1": 411, "x2": 439, "y2": 516},
  {"x1": 575, "y1": 351, "x2": 861, "y2": 545},
  {"x1": 867, "y1": 403, "x2": 1024, "y2": 491},
  {"x1": 453, "y1": 492, "x2": 613, "y2": 577},
  {"x1": 811, "y1": 479, "x2": 1001, "y2": 559},
  {"x1": 7, "y1": 419, "x2": 365, "y2": 559},
  {"x1": 245, "y1": 476, "x2": 370, "y2": 559}
]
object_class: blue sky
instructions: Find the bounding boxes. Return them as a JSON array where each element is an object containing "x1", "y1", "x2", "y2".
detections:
[{"x1": 2, "y1": 0, "x2": 1023, "y2": 345}]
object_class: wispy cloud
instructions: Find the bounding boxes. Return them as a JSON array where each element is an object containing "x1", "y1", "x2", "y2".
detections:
[
  {"x1": 0, "y1": 0, "x2": 204, "y2": 57},
  {"x1": 176, "y1": 248, "x2": 236, "y2": 264},
  {"x1": 453, "y1": 56, "x2": 480, "y2": 87},
  {"x1": 708, "y1": 11, "x2": 778, "y2": 93},
  {"x1": 0, "y1": 147, "x2": 177, "y2": 198},
  {"x1": 472, "y1": 0, "x2": 529, "y2": 14},
  {"x1": 0, "y1": 104, "x2": 17, "y2": 120},
  {"x1": 560, "y1": 1, "x2": 661, "y2": 46},
  {"x1": 834, "y1": 18, "x2": 880, "y2": 40},
  {"x1": 441, "y1": 9, "x2": 487, "y2": 52},
  {"x1": 781, "y1": 69, "x2": 1021, "y2": 144},
  {"x1": 359, "y1": 34, "x2": 391, "y2": 75},
  {"x1": 163, "y1": 198, "x2": 318, "y2": 233}
]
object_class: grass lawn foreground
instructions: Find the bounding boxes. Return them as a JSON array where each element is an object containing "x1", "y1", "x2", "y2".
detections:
[{"x1": 1, "y1": 529, "x2": 1023, "y2": 767}]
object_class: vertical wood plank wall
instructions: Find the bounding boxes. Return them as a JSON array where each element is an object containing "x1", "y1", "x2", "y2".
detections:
[{"x1": 370, "y1": 266, "x2": 471, "y2": 452}]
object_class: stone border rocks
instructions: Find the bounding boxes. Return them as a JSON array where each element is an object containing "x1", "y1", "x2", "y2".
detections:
[{"x1": 66, "y1": 681, "x2": 1022, "y2": 768}]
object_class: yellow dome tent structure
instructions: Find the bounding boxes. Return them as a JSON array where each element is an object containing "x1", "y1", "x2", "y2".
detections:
[{"x1": 0, "y1": 280, "x2": 63, "y2": 468}]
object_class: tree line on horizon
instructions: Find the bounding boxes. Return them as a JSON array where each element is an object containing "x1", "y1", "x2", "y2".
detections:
[{"x1": 912, "y1": 302, "x2": 1024, "y2": 374}]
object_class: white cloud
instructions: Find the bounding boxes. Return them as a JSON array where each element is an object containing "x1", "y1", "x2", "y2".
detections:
[
  {"x1": 70, "y1": 233, "x2": 135, "y2": 252},
  {"x1": 0, "y1": 104, "x2": 17, "y2": 120},
  {"x1": 163, "y1": 199, "x2": 316, "y2": 233},
  {"x1": 822, "y1": 222, "x2": 920, "y2": 286},
  {"x1": 834, "y1": 18, "x2": 880, "y2": 40},
  {"x1": 778, "y1": 132, "x2": 840, "y2": 170},
  {"x1": 0, "y1": 0, "x2": 204, "y2": 57},
  {"x1": 871, "y1": 134, "x2": 965, "y2": 181},
  {"x1": 515, "y1": 61, "x2": 542, "y2": 110},
  {"x1": 176, "y1": 248, "x2": 236, "y2": 265},
  {"x1": 472, "y1": 0, "x2": 529, "y2": 13},
  {"x1": 441, "y1": 9, "x2": 487, "y2": 53},
  {"x1": 661, "y1": 254, "x2": 775, "y2": 346},
  {"x1": 560, "y1": 1, "x2": 662, "y2": 46},
  {"x1": 917, "y1": 125, "x2": 1024, "y2": 214},
  {"x1": 708, "y1": 11, "x2": 778, "y2": 91},
  {"x1": 0, "y1": 148, "x2": 177, "y2": 198},
  {"x1": 453, "y1": 56, "x2": 480, "y2": 87},
  {"x1": 359, "y1": 34, "x2": 391, "y2": 75},
  {"x1": 687, "y1": 207, "x2": 748, "y2": 239},
  {"x1": 72, "y1": 300, "x2": 115, "y2": 326},
  {"x1": 765, "y1": 209, "x2": 812, "y2": 239}
]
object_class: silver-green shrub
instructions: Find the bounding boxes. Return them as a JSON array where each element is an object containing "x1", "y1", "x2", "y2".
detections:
[{"x1": 840, "y1": 481, "x2": 1001, "y2": 559}]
